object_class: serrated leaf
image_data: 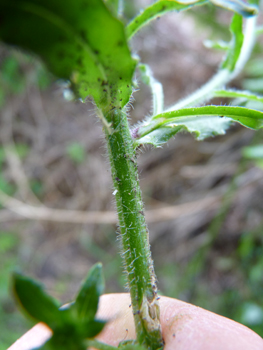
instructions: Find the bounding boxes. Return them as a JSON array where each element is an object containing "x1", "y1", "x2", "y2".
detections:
[
  {"x1": 209, "y1": 0, "x2": 258, "y2": 16},
  {"x1": 12, "y1": 273, "x2": 62, "y2": 330},
  {"x1": 221, "y1": 14, "x2": 243, "y2": 72},
  {"x1": 72, "y1": 262, "x2": 104, "y2": 322},
  {"x1": 126, "y1": 0, "x2": 207, "y2": 40},
  {"x1": 0, "y1": 0, "x2": 136, "y2": 109},
  {"x1": 135, "y1": 106, "x2": 263, "y2": 146}
]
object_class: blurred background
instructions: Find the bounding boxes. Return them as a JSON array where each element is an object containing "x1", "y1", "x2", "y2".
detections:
[{"x1": 1, "y1": 1, "x2": 263, "y2": 348}]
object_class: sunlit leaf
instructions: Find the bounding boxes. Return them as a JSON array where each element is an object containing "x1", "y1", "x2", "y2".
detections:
[{"x1": 0, "y1": 0, "x2": 136, "y2": 109}]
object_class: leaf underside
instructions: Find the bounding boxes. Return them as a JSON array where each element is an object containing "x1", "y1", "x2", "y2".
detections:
[
  {"x1": 136, "y1": 106, "x2": 263, "y2": 147},
  {"x1": 0, "y1": 0, "x2": 136, "y2": 110}
]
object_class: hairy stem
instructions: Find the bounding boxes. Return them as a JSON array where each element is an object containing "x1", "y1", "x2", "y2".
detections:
[{"x1": 101, "y1": 108, "x2": 163, "y2": 350}]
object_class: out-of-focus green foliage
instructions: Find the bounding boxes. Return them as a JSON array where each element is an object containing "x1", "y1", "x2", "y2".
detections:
[{"x1": 66, "y1": 143, "x2": 86, "y2": 164}]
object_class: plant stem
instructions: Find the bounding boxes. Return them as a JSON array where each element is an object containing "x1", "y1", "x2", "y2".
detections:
[{"x1": 102, "y1": 108, "x2": 163, "y2": 350}]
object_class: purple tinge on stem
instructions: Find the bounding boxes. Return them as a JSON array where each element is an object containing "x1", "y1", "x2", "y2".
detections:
[{"x1": 131, "y1": 126, "x2": 139, "y2": 139}]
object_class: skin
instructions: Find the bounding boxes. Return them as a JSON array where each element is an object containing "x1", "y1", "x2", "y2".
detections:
[{"x1": 8, "y1": 293, "x2": 263, "y2": 350}]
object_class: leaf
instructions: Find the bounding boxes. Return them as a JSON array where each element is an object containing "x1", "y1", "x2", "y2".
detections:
[
  {"x1": 105, "y1": 0, "x2": 121, "y2": 16},
  {"x1": 135, "y1": 116, "x2": 231, "y2": 147},
  {"x1": 214, "y1": 89, "x2": 263, "y2": 103},
  {"x1": 72, "y1": 262, "x2": 104, "y2": 322},
  {"x1": 82, "y1": 319, "x2": 106, "y2": 338},
  {"x1": 209, "y1": 0, "x2": 258, "y2": 17},
  {"x1": 0, "y1": 0, "x2": 136, "y2": 110},
  {"x1": 139, "y1": 64, "x2": 164, "y2": 115},
  {"x1": 203, "y1": 39, "x2": 230, "y2": 50},
  {"x1": 12, "y1": 272, "x2": 62, "y2": 330},
  {"x1": 135, "y1": 125, "x2": 183, "y2": 147},
  {"x1": 126, "y1": 0, "x2": 207, "y2": 40},
  {"x1": 135, "y1": 105, "x2": 263, "y2": 147},
  {"x1": 221, "y1": 14, "x2": 243, "y2": 72}
]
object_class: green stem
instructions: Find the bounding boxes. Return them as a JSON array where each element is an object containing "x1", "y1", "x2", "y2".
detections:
[{"x1": 102, "y1": 108, "x2": 163, "y2": 350}]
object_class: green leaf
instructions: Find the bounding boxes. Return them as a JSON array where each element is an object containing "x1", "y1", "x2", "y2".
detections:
[
  {"x1": 105, "y1": 0, "x2": 122, "y2": 16},
  {"x1": 214, "y1": 89, "x2": 263, "y2": 103},
  {"x1": 0, "y1": 0, "x2": 136, "y2": 109},
  {"x1": 209, "y1": 0, "x2": 258, "y2": 17},
  {"x1": 82, "y1": 319, "x2": 106, "y2": 338},
  {"x1": 221, "y1": 14, "x2": 243, "y2": 72},
  {"x1": 203, "y1": 39, "x2": 230, "y2": 50},
  {"x1": 39, "y1": 333, "x2": 87, "y2": 350},
  {"x1": 135, "y1": 105, "x2": 263, "y2": 146},
  {"x1": 126, "y1": 0, "x2": 207, "y2": 40},
  {"x1": 139, "y1": 64, "x2": 164, "y2": 115},
  {"x1": 12, "y1": 272, "x2": 62, "y2": 330},
  {"x1": 72, "y1": 262, "x2": 104, "y2": 321},
  {"x1": 136, "y1": 116, "x2": 230, "y2": 146},
  {"x1": 134, "y1": 125, "x2": 183, "y2": 147}
]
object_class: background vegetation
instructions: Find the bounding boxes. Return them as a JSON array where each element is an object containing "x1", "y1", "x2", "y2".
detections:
[{"x1": 1, "y1": 1, "x2": 263, "y2": 348}]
